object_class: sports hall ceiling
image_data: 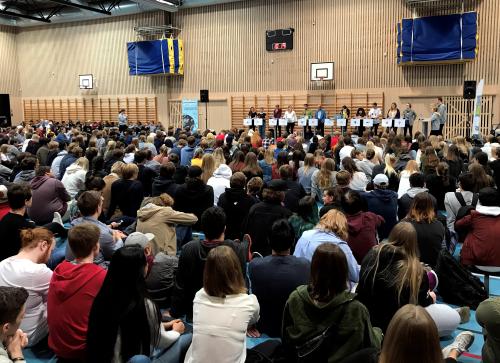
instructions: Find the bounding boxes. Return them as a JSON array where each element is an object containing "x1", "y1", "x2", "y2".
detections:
[{"x1": 0, "y1": 0, "x2": 245, "y2": 27}]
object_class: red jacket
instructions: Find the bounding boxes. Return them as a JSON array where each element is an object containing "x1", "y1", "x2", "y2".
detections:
[
  {"x1": 47, "y1": 261, "x2": 106, "y2": 359},
  {"x1": 457, "y1": 208, "x2": 500, "y2": 266},
  {"x1": 347, "y1": 211, "x2": 384, "y2": 264}
]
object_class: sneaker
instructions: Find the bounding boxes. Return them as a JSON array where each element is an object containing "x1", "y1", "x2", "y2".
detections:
[
  {"x1": 442, "y1": 331, "x2": 474, "y2": 358},
  {"x1": 455, "y1": 306, "x2": 471, "y2": 324},
  {"x1": 52, "y1": 212, "x2": 64, "y2": 227}
]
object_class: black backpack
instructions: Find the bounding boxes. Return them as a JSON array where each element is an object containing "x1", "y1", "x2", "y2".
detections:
[
  {"x1": 435, "y1": 250, "x2": 488, "y2": 310},
  {"x1": 454, "y1": 192, "x2": 479, "y2": 243}
]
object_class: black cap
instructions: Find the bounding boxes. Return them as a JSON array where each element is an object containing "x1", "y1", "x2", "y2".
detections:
[
  {"x1": 266, "y1": 179, "x2": 288, "y2": 191},
  {"x1": 188, "y1": 166, "x2": 203, "y2": 178}
]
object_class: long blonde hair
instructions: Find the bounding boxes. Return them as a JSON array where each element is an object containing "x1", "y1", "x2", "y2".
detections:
[
  {"x1": 317, "y1": 158, "x2": 335, "y2": 188},
  {"x1": 264, "y1": 148, "x2": 274, "y2": 164},
  {"x1": 212, "y1": 148, "x2": 226, "y2": 168},
  {"x1": 303, "y1": 153, "x2": 315, "y2": 173},
  {"x1": 201, "y1": 154, "x2": 216, "y2": 184},
  {"x1": 384, "y1": 153, "x2": 397, "y2": 176},
  {"x1": 403, "y1": 160, "x2": 419, "y2": 174},
  {"x1": 379, "y1": 305, "x2": 442, "y2": 363},
  {"x1": 368, "y1": 222, "x2": 423, "y2": 304},
  {"x1": 315, "y1": 209, "x2": 349, "y2": 241},
  {"x1": 74, "y1": 157, "x2": 89, "y2": 172}
]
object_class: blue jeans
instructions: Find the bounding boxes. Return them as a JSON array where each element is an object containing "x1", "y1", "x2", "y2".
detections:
[
  {"x1": 47, "y1": 240, "x2": 67, "y2": 269},
  {"x1": 152, "y1": 333, "x2": 192, "y2": 363},
  {"x1": 259, "y1": 122, "x2": 266, "y2": 137},
  {"x1": 128, "y1": 356, "x2": 151, "y2": 363}
]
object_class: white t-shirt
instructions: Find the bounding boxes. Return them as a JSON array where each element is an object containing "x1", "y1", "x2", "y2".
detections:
[
  {"x1": 368, "y1": 108, "x2": 382, "y2": 123},
  {"x1": 185, "y1": 289, "x2": 260, "y2": 363},
  {"x1": 0, "y1": 257, "x2": 52, "y2": 345},
  {"x1": 339, "y1": 145, "x2": 355, "y2": 162},
  {"x1": 284, "y1": 111, "x2": 297, "y2": 123}
]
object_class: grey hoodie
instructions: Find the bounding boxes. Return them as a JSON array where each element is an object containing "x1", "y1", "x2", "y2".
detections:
[{"x1": 14, "y1": 170, "x2": 35, "y2": 184}]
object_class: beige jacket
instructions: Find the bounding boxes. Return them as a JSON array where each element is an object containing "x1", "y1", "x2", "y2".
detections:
[
  {"x1": 136, "y1": 203, "x2": 197, "y2": 255},
  {"x1": 102, "y1": 173, "x2": 119, "y2": 215}
]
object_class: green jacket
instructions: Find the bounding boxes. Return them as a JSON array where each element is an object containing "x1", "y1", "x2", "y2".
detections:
[
  {"x1": 283, "y1": 286, "x2": 382, "y2": 363},
  {"x1": 476, "y1": 297, "x2": 500, "y2": 363}
]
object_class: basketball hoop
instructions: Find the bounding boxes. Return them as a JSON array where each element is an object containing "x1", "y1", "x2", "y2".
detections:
[{"x1": 316, "y1": 77, "x2": 325, "y2": 88}]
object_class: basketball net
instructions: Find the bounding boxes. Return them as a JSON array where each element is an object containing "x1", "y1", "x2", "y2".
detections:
[{"x1": 316, "y1": 77, "x2": 325, "y2": 88}]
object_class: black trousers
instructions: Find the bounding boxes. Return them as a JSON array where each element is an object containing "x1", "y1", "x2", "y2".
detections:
[
  {"x1": 404, "y1": 125, "x2": 413, "y2": 137},
  {"x1": 286, "y1": 123, "x2": 294, "y2": 134},
  {"x1": 439, "y1": 123, "x2": 445, "y2": 135},
  {"x1": 372, "y1": 123, "x2": 379, "y2": 136},
  {"x1": 317, "y1": 121, "x2": 325, "y2": 136}
]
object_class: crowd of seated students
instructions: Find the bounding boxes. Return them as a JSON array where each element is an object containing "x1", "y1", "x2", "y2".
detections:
[{"x1": 1, "y1": 120, "x2": 500, "y2": 362}]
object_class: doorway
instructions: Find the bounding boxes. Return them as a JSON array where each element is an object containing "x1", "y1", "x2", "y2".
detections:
[{"x1": 0, "y1": 94, "x2": 11, "y2": 127}]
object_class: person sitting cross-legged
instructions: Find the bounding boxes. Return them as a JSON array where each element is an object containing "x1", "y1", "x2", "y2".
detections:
[
  {"x1": 248, "y1": 219, "x2": 310, "y2": 337},
  {"x1": 47, "y1": 223, "x2": 106, "y2": 361},
  {"x1": 68, "y1": 191, "x2": 125, "y2": 268},
  {"x1": 170, "y1": 207, "x2": 248, "y2": 322},
  {"x1": 0, "y1": 228, "x2": 55, "y2": 347}
]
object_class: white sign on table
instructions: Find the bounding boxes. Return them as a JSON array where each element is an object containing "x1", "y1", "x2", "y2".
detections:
[
  {"x1": 363, "y1": 119, "x2": 373, "y2": 127},
  {"x1": 269, "y1": 118, "x2": 278, "y2": 126},
  {"x1": 324, "y1": 119, "x2": 334, "y2": 127},
  {"x1": 254, "y1": 118, "x2": 263, "y2": 126},
  {"x1": 394, "y1": 118, "x2": 405, "y2": 128},
  {"x1": 243, "y1": 118, "x2": 252, "y2": 126},
  {"x1": 298, "y1": 118, "x2": 307, "y2": 126},
  {"x1": 278, "y1": 118, "x2": 288, "y2": 126},
  {"x1": 309, "y1": 118, "x2": 318, "y2": 127},
  {"x1": 382, "y1": 119, "x2": 393, "y2": 127},
  {"x1": 337, "y1": 118, "x2": 347, "y2": 127},
  {"x1": 350, "y1": 119, "x2": 360, "y2": 127}
]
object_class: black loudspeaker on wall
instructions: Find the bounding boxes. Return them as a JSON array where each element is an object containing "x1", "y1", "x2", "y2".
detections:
[
  {"x1": 463, "y1": 81, "x2": 477, "y2": 99},
  {"x1": 0, "y1": 94, "x2": 11, "y2": 128},
  {"x1": 200, "y1": 90, "x2": 209, "y2": 103}
]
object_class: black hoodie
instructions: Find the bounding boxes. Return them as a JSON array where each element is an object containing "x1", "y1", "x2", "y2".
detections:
[
  {"x1": 152, "y1": 176, "x2": 178, "y2": 198},
  {"x1": 175, "y1": 178, "x2": 214, "y2": 230},
  {"x1": 217, "y1": 187, "x2": 256, "y2": 240}
]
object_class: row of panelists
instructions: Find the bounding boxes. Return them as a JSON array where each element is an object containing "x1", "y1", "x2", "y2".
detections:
[{"x1": 244, "y1": 98, "x2": 447, "y2": 138}]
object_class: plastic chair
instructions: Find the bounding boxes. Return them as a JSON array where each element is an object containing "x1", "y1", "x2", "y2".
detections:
[{"x1": 475, "y1": 265, "x2": 500, "y2": 295}]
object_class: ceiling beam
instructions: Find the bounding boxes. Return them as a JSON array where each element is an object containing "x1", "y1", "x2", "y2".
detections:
[
  {"x1": 0, "y1": 8, "x2": 51, "y2": 22},
  {"x1": 45, "y1": 0, "x2": 112, "y2": 15}
]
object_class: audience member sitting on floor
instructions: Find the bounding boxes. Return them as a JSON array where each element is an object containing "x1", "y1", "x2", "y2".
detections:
[
  {"x1": 61, "y1": 157, "x2": 88, "y2": 199},
  {"x1": 444, "y1": 172, "x2": 476, "y2": 234},
  {"x1": 288, "y1": 196, "x2": 319, "y2": 241},
  {"x1": 152, "y1": 162, "x2": 179, "y2": 198},
  {"x1": 68, "y1": 191, "x2": 125, "y2": 267},
  {"x1": 476, "y1": 297, "x2": 500, "y2": 363},
  {"x1": 217, "y1": 172, "x2": 256, "y2": 240},
  {"x1": 27, "y1": 166, "x2": 70, "y2": 225},
  {"x1": 107, "y1": 163, "x2": 144, "y2": 222},
  {"x1": 398, "y1": 172, "x2": 437, "y2": 221},
  {"x1": 404, "y1": 192, "x2": 445, "y2": 268},
  {"x1": 136, "y1": 193, "x2": 197, "y2": 256},
  {"x1": 245, "y1": 180, "x2": 292, "y2": 256},
  {"x1": 361, "y1": 173, "x2": 398, "y2": 240},
  {"x1": 282, "y1": 243, "x2": 382, "y2": 362},
  {"x1": 279, "y1": 164, "x2": 306, "y2": 213},
  {"x1": 378, "y1": 305, "x2": 474, "y2": 363},
  {"x1": 174, "y1": 166, "x2": 214, "y2": 231},
  {"x1": 341, "y1": 189, "x2": 384, "y2": 264},
  {"x1": 207, "y1": 162, "x2": 232, "y2": 206},
  {"x1": 0, "y1": 184, "x2": 66, "y2": 262},
  {"x1": 294, "y1": 209, "x2": 359, "y2": 285},
  {"x1": 87, "y1": 245, "x2": 190, "y2": 362},
  {"x1": 0, "y1": 286, "x2": 29, "y2": 362},
  {"x1": 457, "y1": 187, "x2": 500, "y2": 267},
  {"x1": 170, "y1": 207, "x2": 248, "y2": 322},
  {"x1": 184, "y1": 246, "x2": 259, "y2": 363},
  {"x1": 0, "y1": 228, "x2": 54, "y2": 347},
  {"x1": 356, "y1": 222, "x2": 463, "y2": 336},
  {"x1": 248, "y1": 219, "x2": 310, "y2": 337},
  {"x1": 47, "y1": 223, "x2": 106, "y2": 360}
]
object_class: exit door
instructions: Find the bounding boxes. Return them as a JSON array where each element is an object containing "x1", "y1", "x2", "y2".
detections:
[{"x1": 0, "y1": 94, "x2": 11, "y2": 127}]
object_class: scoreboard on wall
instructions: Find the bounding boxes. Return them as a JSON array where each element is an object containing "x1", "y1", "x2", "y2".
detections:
[{"x1": 266, "y1": 28, "x2": 294, "y2": 51}]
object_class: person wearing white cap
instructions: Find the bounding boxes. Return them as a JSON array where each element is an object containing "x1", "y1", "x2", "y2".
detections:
[{"x1": 361, "y1": 173, "x2": 398, "y2": 240}]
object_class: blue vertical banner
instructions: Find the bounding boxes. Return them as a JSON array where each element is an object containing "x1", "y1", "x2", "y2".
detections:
[{"x1": 181, "y1": 99, "x2": 199, "y2": 132}]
